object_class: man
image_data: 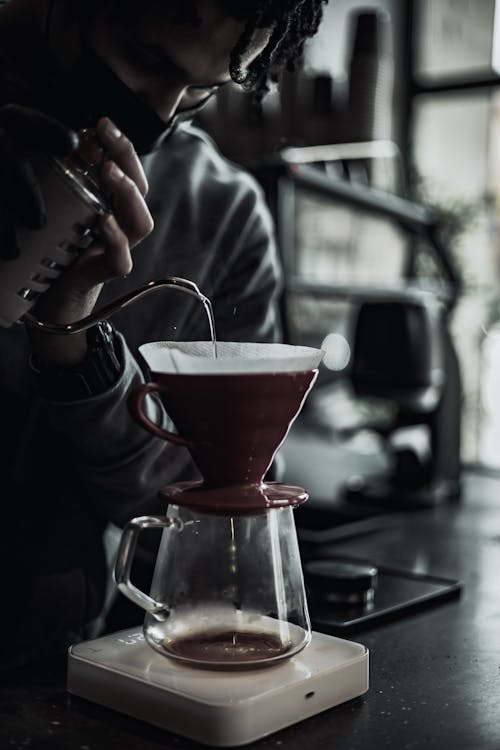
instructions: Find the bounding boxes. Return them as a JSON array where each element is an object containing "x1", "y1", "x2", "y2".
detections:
[{"x1": 0, "y1": 0, "x2": 327, "y2": 668}]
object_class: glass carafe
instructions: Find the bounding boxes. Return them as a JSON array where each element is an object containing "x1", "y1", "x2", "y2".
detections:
[{"x1": 115, "y1": 499, "x2": 311, "y2": 670}]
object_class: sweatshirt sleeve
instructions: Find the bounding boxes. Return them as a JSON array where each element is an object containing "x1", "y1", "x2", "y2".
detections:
[{"x1": 40, "y1": 332, "x2": 197, "y2": 527}]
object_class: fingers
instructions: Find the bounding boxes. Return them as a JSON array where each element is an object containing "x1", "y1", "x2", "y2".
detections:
[
  {"x1": 96, "y1": 117, "x2": 149, "y2": 197},
  {"x1": 100, "y1": 159, "x2": 154, "y2": 249},
  {"x1": 88, "y1": 117, "x2": 153, "y2": 249},
  {"x1": 68, "y1": 160, "x2": 154, "y2": 288},
  {"x1": 100, "y1": 214, "x2": 133, "y2": 276},
  {"x1": 59, "y1": 117, "x2": 153, "y2": 290},
  {"x1": 55, "y1": 214, "x2": 132, "y2": 292},
  {"x1": 77, "y1": 215, "x2": 133, "y2": 283}
]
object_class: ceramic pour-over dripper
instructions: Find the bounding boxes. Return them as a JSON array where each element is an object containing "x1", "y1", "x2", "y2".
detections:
[
  {"x1": 130, "y1": 341, "x2": 324, "y2": 509},
  {"x1": 115, "y1": 341, "x2": 325, "y2": 670}
]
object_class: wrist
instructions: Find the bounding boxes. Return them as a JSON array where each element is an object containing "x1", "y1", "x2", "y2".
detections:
[
  {"x1": 30, "y1": 321, "x2": 123, "y2": 400},
  {"x1": 28, "y1": 287, "x2": 104, "y2": 367}
]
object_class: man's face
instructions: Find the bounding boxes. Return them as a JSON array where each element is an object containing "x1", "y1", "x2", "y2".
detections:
[{"x1": 86, "y1": 0, "x2": 272, "y2": 123}]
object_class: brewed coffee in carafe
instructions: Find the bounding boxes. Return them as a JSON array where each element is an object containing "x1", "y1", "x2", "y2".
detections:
[{"x1": 115, "y1": 340, "x2": 324, "y2": 669}]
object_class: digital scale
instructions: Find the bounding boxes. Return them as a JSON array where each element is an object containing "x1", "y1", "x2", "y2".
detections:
[{"x1": 67, "y1": 627, "x2": 369, "y2": 747}]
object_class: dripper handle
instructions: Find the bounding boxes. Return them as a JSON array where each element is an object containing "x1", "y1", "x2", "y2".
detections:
[
  {"x1": 129, "y1": 382, "x2": 194, "y2": 447},
  {"x1": 114, "y1": 515, "x2": 182, "y2": 620}
]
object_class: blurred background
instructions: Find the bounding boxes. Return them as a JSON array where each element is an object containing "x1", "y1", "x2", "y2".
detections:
[{"x1": 194, "y1": 0, "x2": 500, "y2": 513}]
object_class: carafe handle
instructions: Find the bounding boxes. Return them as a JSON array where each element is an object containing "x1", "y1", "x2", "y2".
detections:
[
  {"x1": 114, "y1": 515, "x2": 182, "y2": 620},
  {"x1": 129, "y1": 383, "x2": 194, "y2": 447}
]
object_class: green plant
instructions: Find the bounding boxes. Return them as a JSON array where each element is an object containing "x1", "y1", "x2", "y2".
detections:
[{"x1": 408, "y1": 167, "x2": 492, "y2": 286}]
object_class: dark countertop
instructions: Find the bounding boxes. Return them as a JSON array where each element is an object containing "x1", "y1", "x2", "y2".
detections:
[{"x1": 2, "y1": 468, "x2": 500, "y2": 750}]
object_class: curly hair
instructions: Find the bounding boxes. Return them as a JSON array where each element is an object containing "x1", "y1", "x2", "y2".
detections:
[
  {"x1": 221, "y1": 1, "x2": 329, "y2": 100},
  {"x1": 76, "y1": 0, "x2": 329, "y2": 101}
]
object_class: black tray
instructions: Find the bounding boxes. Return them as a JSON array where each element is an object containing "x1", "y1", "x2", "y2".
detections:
[{"x1": 303, "y1": 553, "x2": 462, "y2": 635}]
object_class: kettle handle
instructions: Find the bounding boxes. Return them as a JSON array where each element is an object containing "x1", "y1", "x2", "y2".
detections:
[
  {"x1": 129, "y1": 383, "x2": 194, "y2": 447},
  {"x1": 114, "y1": 515, "x2": 183, "y2": 621}
]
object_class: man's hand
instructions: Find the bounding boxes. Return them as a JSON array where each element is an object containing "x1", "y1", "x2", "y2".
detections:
[
  {"x1": 0, "y1": 104, "x2": 78, "y2": 259},
  {"x1": 63, "y1": 116, "x2": 154, "y2": 299},
  {"x1": 29, "y1": 116, "x2": 154, "y2": 367}
]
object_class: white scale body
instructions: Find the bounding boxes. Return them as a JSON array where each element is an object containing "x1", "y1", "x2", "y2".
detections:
[{"x1": 67, "y1": 627, "x2": 369, "y2": 747}]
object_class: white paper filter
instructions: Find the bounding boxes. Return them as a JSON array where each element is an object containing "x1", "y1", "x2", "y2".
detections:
[{"x1": 139, "y1": 341, "x2": 324, "y2": 374}]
